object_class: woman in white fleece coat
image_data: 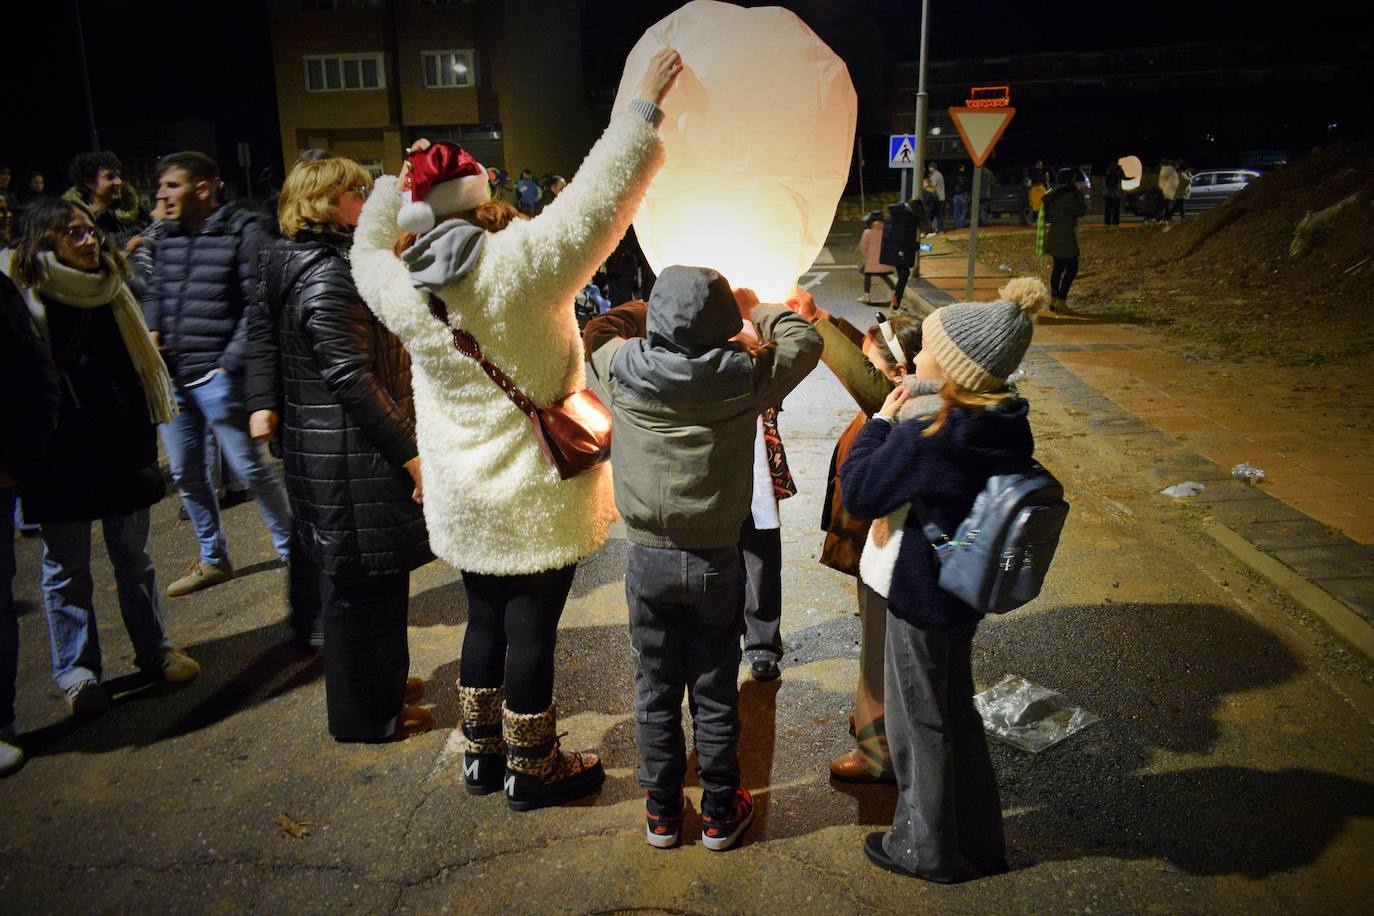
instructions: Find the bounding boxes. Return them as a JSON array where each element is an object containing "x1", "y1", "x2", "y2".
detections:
[{"x1": 351, "y1": 48, "x2": 681, "y2": 811}]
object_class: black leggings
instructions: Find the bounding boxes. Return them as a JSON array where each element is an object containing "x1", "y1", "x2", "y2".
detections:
[
  {"x1": 460, "y1": 564, "x2": 577, "y2": 713},
  {"x1": 863, "y1": 272, "x2": 897, "y2": 295},
  {"x1": 1050, "y1": 256, "x2": 1079, "y2": 301},
  {"x1": 1104, "y1": 197, "x2": 1121, "y2": 226},
  {"x1": 892, "y1": 265, "x2": 911, "y2": 305}
]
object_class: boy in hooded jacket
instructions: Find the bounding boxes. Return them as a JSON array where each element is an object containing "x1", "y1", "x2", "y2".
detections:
[{"x1": 584, "y1": 266, "x2": 822, "y2": 851}]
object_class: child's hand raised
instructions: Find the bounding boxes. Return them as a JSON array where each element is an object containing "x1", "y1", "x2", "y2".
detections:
[
  {"x1": 732, "y1": 287, "x2": 760, "y2": 319},
  {"x1": 877, "y1": 385, "x2": 909, "y2": 420}
]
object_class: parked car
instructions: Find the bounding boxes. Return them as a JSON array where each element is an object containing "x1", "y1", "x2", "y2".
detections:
[
  {"x1": 982, "y1": 165, "x2": 1092, "y2": 224},
  {"x1": 1185, "y1": 169, "x2": 1260, "y2": 211}
]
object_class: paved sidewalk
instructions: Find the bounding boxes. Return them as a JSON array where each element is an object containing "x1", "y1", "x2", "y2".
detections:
[{"x1": 903, "y1": 235, "x2": 1374, "y2": 660}]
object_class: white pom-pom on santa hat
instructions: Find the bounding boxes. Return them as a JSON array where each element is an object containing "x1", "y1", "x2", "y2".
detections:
[{"x1": 398, "y1": 141, "x2": 491, "y2": 233}]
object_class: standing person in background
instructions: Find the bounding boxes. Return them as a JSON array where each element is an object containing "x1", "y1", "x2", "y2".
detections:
[
  {"x1": 926, "y1": 162, "x2": 946, "y2": 234},
  {"x1": 857, "y1": 211, "x2": 895, "y2": 305},
  {"x1": 537, "y1": 174, "x2": 566, "y2": 215},
  {"x1": 880, "y1": 197, "x2": 928, "y2": 311},
  {"x1": 0, "y1": 166, "x2": 19, "y2": 213},
  {"x1": 951, "y1": 164, "x2": 971, "y2": 229},
  {"x1": 141, "y1": 151, "x2": 293, "y2": 598},
  {"x1": 1, "y1": 198, "x2": 196, "y2": 721},
  {"x1": 514, "y1": 168, "x2": 540, "y2": 216},
  {"x1": 1103, "y1": 158, "x2": 1125, "y2": 226},
  {"x1": 63, "y1": 151, "x2": 148, "y2": 250},
  {"x1": 1172, "y1": 162, "x2": 1192, "y2": 221},
  {"x1": 1158, "y1": 159, "x2": 1180, "y2": 223},
  {"x1": 19, "y1": 172, "x2": 48, "y2": 210},
  {"x1": 0, "y1": 271, "x2": 63, "y2": 775},
  {"x1": 1042, "y1": 168, "x2": 1088, "y2": 313},
  {"x1": 251, "y1": 156, "x2": 433, "y2": 741},
  {"x1": 0, "y1": 194, "x2": 13, "y2": 247},
  {"x1": 352, "y1": 48, "x2": 684, "y2": 811},
  {"x1": 782, "y1": 289, "x2": 921, "y2": 784}
]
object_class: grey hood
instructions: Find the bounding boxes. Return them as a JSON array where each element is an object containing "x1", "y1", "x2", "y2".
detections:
[
  {"x1": 613, "y1": 265, "x2": 754, "y2": 403},
  {"x1": 402, "y1": 218, "x2": 486, "y2": 292}
]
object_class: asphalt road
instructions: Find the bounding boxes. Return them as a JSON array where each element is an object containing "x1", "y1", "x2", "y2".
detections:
[{"x1": 2, "y1": 231, "x2": 1372, "y2": 914}]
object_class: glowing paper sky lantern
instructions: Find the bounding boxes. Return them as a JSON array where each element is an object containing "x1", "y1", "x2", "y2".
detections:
[
  {"x1": 1119, "y1": 155, "x2": 1144, "y2": 192},
  {"x1": 613, "y1": 0, "x2": 858, "y2": 303}
]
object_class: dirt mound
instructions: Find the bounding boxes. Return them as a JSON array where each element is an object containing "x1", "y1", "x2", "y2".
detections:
[{"x1": 1149, "y1": 143, "x2": 1374, "y2": 301}]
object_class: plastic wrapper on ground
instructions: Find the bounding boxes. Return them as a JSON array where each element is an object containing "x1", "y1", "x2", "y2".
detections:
[
  {"x1": 1161, "y1": 480, "x2": 1206, "y2": 498},
  {"x1": 1232, "y1": 461, "x2": 1267, "y2": 483},
  {"x1": 974, "y1": 674, "x2": 1101, "y2": 753}
]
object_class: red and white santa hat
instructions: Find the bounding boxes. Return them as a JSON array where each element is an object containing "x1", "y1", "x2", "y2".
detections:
[{"x1": 398, "y1": 141, "x2": 491, "y2": 234}]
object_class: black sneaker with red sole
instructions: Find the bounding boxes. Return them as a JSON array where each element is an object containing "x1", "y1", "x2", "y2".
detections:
[{"x1": 701, "y1": 787, "x2": 754, "y2": 851}]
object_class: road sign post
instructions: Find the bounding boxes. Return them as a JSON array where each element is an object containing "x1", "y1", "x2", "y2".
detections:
[{"x1": 949, "y1": 97, "x2": 1016, "y2": 300}]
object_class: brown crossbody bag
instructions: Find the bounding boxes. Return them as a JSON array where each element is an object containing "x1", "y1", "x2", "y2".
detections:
[{"x1": 427, "y1": 294, "x2": 612, "y2": 480}]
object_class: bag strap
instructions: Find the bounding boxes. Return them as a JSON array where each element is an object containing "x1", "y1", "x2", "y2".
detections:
[
  {"x1": 908, "y1": 498, "x2": 953, "y2": 550},
  {"x1": 426, "y1": 293, "x2": 539, "y2": 422}
]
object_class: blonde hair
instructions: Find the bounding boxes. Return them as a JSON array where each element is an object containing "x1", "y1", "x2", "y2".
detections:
[
  {"x1": 998, "y1": 275, "x2": 1050, "y2": 315},
  {"x1": 277, "y1": 157, "x2": 373, "y2": 240}
]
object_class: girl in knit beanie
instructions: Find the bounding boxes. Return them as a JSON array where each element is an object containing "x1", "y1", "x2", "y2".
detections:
[{"x1": 839, "y1": 276, "x2": 1046, "y2": 883}]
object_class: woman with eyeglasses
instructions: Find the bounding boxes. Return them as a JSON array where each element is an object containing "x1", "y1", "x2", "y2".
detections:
[
  {"x1": 0, "y1": 198, "x2": 196, "y2": 719},
  {"x1": 248, "y1": 157, "x2": 433, "y2": 743}
]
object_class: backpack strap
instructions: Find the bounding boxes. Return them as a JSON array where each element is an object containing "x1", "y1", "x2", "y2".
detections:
[
  {"x1": 907, "y1": 498, "x2": 953, "y2": 551},
  {"x1": 426, "y1": 293, "x2": 539, "y2": 422}
]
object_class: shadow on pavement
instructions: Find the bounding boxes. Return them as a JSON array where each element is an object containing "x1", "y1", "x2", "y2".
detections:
[
  {"x1": 979, "y1": 602, "x2": 1374, "y2": 877},
  {"x1": 21, "y1": 620, "x2": 323, "y2": 757}
]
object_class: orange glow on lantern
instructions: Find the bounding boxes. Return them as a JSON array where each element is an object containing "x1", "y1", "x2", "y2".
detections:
[
  {"x1": 1119, "y1": 155, "x2": 1143, "y2": 192},
  {"x1": 614, "y1": 1, "x2": 858, "y2": 303}
]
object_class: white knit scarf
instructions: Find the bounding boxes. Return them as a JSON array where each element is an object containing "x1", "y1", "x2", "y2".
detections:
[{"x1": 3, "y1": 250, "x2": 178, "y2": 424}]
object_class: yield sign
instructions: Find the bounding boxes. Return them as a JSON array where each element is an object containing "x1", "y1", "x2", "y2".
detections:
[{"x1": 948, "y1": 107, "x2": 1016, "y2": 167}]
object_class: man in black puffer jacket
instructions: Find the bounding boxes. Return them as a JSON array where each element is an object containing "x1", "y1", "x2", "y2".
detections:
[
  {"x1": 248, "y1": 156, "x2": 431, "y2": 741},
  {"x1": 142, "y1": 151, "x2": 293, "y2": 597}
]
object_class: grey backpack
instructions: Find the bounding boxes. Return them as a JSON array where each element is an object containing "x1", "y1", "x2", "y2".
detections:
[{"x1": 913, "y1": 462, "x2": 1069, "y2": 614}]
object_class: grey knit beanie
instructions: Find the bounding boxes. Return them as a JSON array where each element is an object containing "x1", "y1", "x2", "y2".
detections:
[{"x1": 921, "y1": 298, "x2": 1036, "y2": 392}]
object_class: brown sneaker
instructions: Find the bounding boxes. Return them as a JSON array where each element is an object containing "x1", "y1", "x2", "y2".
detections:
[
  {"x1": 156, "y1": 648, "x2": 201, "y2": 683},
  {"x1": 166, "y1": 560, "x2": 234, "y2": 597}
]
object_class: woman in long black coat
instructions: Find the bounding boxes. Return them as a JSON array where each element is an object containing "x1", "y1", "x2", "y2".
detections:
[
  {"x1": 248, "y1": 157, "x2": 433, "y2": 743},
  {"x1": 880, "y1": 198, "x2": 931, "y2": 309}
]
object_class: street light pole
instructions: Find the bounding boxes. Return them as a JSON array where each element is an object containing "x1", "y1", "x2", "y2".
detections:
[
  {"x1": 912, "y1": 0, "x2": 930, "y2": 279},
  {"x1": 73, "y1": 0, "x2": 100, "y2": 151}
]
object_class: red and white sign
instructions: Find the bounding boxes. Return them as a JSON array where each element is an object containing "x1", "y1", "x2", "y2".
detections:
[{"x1": 948, "y1": 107, "x2": 1016, "y2": 167}]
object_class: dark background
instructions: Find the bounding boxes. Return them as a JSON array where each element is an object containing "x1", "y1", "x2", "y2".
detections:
[{"x1": 7, "y1": 0, "x2": 1372, "y2": 197}]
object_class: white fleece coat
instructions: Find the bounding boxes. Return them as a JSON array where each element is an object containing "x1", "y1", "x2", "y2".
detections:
[{"x1": 351, "y1": 111, "x2": 664, "y2": 574}]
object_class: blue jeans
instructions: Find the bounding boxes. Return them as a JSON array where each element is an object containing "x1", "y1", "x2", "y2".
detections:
[
  {"x1": 40, "y1": 509, "x2": 170, "y2": 690},
  {"x1": 1, "y1": 488, "x2": 18, "y2": 727},
  {"x1": 952, "y1": 192, "x2": 971, "y2": 228},
  {"x1": 162, "y1": 371, "x2": 292, "y2": 566}
]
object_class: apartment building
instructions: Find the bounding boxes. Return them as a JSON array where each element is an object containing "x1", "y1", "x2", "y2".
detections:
[{"x1": 268, "y1": 0, "x2": 601, "y2": 179}]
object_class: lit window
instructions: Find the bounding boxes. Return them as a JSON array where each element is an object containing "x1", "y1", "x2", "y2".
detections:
[
  {"x1": 420, "y1": 50, "x2": 476, "y2": 89},
  {"x1": 303, "y1": 53, "x2": 386, "y2": 92}
]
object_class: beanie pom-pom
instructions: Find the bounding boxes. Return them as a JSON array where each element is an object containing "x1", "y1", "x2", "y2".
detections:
[
  {"x1": 398, "y1": 201, "x2": 436, "y2": 234},
  {"x1": 999, "y1": 276, "x2": 1050, "y2": 316}
]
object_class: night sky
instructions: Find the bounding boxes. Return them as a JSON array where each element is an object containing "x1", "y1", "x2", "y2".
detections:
[{"x1": 7, "y1": 0, "x2": 1371, "y2": 193}]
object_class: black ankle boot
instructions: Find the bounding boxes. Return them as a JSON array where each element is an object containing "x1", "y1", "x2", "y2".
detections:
[
  {"x1": 502, "y1": 704, "x2": 604, "y2": 812},
  {"x1": 457, "y1": 685, "x2": 506, "y2": 795}
]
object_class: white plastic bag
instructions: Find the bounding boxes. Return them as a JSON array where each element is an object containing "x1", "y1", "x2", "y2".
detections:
[{"x1": 974, "y1": 675, "x2": 1100, "y2": 753}]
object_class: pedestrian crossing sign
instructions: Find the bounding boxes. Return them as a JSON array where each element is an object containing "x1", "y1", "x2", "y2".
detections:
[{"x1": 888, "y1": 134, "x2": 917, "y2": 168}]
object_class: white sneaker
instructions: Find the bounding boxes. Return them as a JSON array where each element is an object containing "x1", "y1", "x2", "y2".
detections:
[
  {"x1": 0, "y1": 726, "x2": 23, "y2": 777},
  {"x1": 65, "y1": 678, "x2": 110, "y2": 718}
]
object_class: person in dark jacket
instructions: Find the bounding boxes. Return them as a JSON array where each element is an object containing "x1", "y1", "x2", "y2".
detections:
[
  {"x1": 841, "y1": 279, "x2": 1045, "y2": 883},
  {"x1": 63, "y1": 151, "x2": 148, "y2": 251},
  {"x1": 142, "y1": 151, "x2": 293, "y2": 597},
  {"x1": 0, "y1": 271, "x2": 62, "y2": 775},
  {"x1": 1, "y1": 198, "x2": 197, "y2": 722},
  {"x1": 1103, "y1": 159, "x2": 1126, "y2": 227},
  {"x1": 1041, "y1": 168, "x2": 1089, "y2": 313},
  {"x1": 249, "y1": 156, "x2": 433, "y2": 742},
  {"x1": 879, "y1": 198, "x2": 930, "y2": 311}
]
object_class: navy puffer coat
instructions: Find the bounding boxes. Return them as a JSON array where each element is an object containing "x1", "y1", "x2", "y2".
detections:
[
  {"x1": 252, "y1": 231, "x2": 431, "y2": 578},
  {"x1": 141, "y1": 204, "x2": 272, "y2": 384}
]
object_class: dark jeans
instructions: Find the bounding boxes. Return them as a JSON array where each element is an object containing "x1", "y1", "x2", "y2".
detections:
[
  {"x1": 739, "y1": 518, "x2": 782, "y2": 661},
  {"x1": 1104, "y1": 196, "x2": 1122, "y2": 225},
  {"x1": 626, "y1": 542, "x2": 743, "y2": 797},
  {"x1": 1050, "y1": 256, "x2": 1080, "y2": 301},
  {"x1": 882, "y1": 612, "x2": 1005, "y2": 879},
  {"x1": 1166, "y1": 198, "x2": 1186, "y2": 221},
  {"x1": 862, "y1": 272, "x2": 896, "y2": 297},
  {"x1": 459, "y1": 564, "x2": 577, "y2": 713},
  {"x1": 893, "y1": 265, "x2": 911, "y2": 307}
]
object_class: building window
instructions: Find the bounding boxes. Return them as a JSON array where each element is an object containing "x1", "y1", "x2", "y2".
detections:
[
  {"x1": 421, "y1": 50, "x2": 476, "y2": 89},
  {"x1": 303, "y1": 53, "x2": 385, "y2": 91}
]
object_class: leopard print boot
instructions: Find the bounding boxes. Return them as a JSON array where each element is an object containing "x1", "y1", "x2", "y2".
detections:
[
  {"x1": 457, "y1": 685, "x2": 506, "y2": 795},
  {"x1": 502, "y1": 704, "x2": 605, "y2": 812}
]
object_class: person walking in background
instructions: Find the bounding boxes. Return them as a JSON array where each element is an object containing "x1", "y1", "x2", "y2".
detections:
[
  {"x1": 0, "y1": 270, "x2": 62, "y2": 775},
  {"x1": 141, "y1": 151, "x2": 293, "y2": 598},
  {"x1": 782, "y1": 289, "x2": 921, "y2": 784},
  {"x1": 1103, "y1": 158, "x2": 1125, "y2": 226},
  {"x1": 353, "y1": 48, "x2": 684, "y2": 811},
  {"x1": 1, "y1": 198, "x2": 196, "y2": 721},
  {"x1": 63, "y1": 151, "x2": 147, "y2": 250},
  {"x1": 880, "y1": 197, "x2": 928, "y2": 311},
  {"x1": 926, "y1": 161, "x2": 946, "y2": 233},
  {"x1": 857, "y1": 211, "x2": 895, "y2": 305},
  {"x1": 584, "y1": 272, "x2": 821, "y2": 851},
  {"x1": 514, "y1": 168, "x2": 540, "y2": 216},
  {"x1": 1158, "y1": 159, "x2": 1180, "y2": 224},
  {"x1": 251, "y1": 156, "x2": 433, "y2": 741},
  {"x1": 951, "y1": 164, "x2": 971, "y2": 229},
  {"x1": 1042, "y1": 167, "x2": 1088, "y2": 313},
  {"x1": 842, "y1": 277, "x2": 1046, "y2": 883}
]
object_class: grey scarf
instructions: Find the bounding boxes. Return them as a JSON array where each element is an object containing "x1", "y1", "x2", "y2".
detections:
[{"x1": 402, "y1": 219, "x2": 486, "y2": 293}]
